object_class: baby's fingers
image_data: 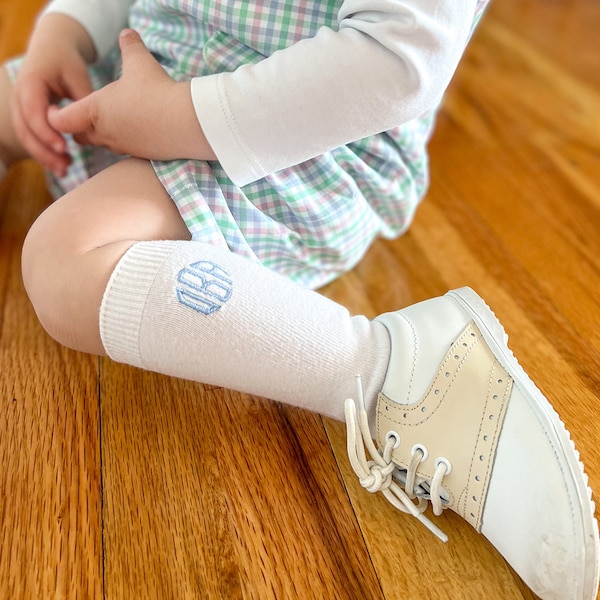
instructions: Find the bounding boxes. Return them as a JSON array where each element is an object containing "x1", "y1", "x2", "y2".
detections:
[
  {"x1": 47, "y1": 95, "x2": 95, "y2": 136},
  {"x1": 12, "y1": 85, "x2": 70, "y2": 175},
  {"x1": 14, "y1": 77, "x2": 66, "y2": 153}
]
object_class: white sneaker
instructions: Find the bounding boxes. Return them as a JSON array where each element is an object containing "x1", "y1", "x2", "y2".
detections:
[{"x1": 345, "y1": 287, "x2": 599, "y2": 600}]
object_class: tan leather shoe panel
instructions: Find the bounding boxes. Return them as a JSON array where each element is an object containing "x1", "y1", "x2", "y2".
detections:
[{"x1": 376, "y1": 322, "x2": 512, "y2": 531}]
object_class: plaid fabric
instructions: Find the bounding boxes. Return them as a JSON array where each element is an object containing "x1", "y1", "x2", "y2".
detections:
[{"x1": 5, "y1": 0, "x2": 489, "y2": 289}]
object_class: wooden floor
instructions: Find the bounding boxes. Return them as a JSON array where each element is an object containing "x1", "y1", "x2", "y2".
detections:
[{"x1": 1, "y1": 1, "x2": 599, "y2": 599}]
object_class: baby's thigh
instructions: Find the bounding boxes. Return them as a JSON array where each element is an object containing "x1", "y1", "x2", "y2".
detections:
[{"x1": 33, "y1": 157, "x2": 190, "y2": 250}]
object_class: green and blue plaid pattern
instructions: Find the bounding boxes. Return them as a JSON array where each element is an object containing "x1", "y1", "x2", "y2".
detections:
[{"x1": 6, "y1": 0, "x2": 489, "y2": 288}]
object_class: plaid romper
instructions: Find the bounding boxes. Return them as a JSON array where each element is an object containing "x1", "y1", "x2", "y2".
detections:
[{"x1": 6, "y1": 0, "x2": 489, "y2": 289}]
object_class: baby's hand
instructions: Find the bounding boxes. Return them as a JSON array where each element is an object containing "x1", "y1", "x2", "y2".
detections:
[
  {"x1": 48, "y1": 30, "x2": 215, "y2": 163},
  {"x1": 11, "y1": 14, "x2": 95, "y2": 176}
]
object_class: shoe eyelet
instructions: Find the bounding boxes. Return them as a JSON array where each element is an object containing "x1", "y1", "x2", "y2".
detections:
[
  {"x1": 435, "y1": 457, "x2": 452, "y2": 474},
  {"x1": 385, "y1": 431, "x2": 401, "y2": 449},
  {"x1": 411, "y1": 444, "x2": 429, "y2": 462}
]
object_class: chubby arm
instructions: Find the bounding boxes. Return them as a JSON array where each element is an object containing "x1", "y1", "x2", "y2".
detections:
[
  {"x1": 49, "y1": 0, "x2": 480, "y2": 182},
  {"x1": 48, "y1": 29, "x2": 216, "y2": 162}
]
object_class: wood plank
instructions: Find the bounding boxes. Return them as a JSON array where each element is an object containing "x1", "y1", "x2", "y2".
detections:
[
  {"x1": 100, "y1": 365, "x2": 384, "y2": 599},
  {"x1": 0, "y1": 2, "x2": 103, "y2": 598},
  {"x1": 0, "y1": 2, "x2": 40, "y2": 59},
  {"x1": 489, "y1": 0, "x2": 600, "y2": 84},
  {"x1": 0, "y1": 171, "x2": 103, "y2": 597}
]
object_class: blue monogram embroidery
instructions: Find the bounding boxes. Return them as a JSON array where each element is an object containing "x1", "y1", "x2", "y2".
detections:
[{"x1": 176, "y1": 261, "x2": 233, "y2": 315}]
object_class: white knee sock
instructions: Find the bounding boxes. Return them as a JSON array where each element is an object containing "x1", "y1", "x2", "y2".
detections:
[{"x1": 99, "y1": 240, "x2": 391, "y2": 421}]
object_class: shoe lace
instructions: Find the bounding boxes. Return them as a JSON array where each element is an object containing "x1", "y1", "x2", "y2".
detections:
[{"x1": 344, "y1": 376, "x2": 449, "y2": 543}]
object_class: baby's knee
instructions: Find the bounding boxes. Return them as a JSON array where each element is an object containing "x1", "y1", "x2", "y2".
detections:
[
  {"x1": 21, "y1": 195, "x2": 130, "y2": 354},
  {"x1": 21, "y1": 205, "x2": 71, "y2": 344},
  {"x1": 21, "y1": 194, "x2": 103, "y2": 352}
]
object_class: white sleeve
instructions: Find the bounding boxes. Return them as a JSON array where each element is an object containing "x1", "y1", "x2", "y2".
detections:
[
  {"x1": 41, "y1": 0, "x2": 134, "y2": 60},
  {"x1": 191, "y1": 0, "x2": 478, "y2": 186}
]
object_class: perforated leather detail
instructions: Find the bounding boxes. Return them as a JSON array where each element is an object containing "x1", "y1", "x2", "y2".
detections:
[{"x1": 376, "y1": 322, "x2": 512, "y2": 531}]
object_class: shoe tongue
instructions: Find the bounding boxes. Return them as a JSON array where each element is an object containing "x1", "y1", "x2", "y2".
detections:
[{"x1": 392, "y1": 469, "x2": 450, "y2": 503}]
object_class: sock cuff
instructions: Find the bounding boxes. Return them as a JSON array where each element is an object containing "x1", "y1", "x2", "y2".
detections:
[{"x1": 99, "y1": 241, "x2": 178, "y2": 365}]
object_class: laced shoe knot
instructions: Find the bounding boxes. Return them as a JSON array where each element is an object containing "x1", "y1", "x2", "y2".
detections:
[
  {"x1": 345, "y1": 376, "x2": 449, "y2": 543},
  {"x1": 359, "y1": 460, "x2": 395, "y2": 493}
]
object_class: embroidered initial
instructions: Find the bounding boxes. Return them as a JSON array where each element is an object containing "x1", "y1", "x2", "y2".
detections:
[{"x1": 176, "y1": 261, "x2": 233, "y2": 315}]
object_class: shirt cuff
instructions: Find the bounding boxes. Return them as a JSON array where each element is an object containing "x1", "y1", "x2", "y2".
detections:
[{"x1": 191, "y1": 74, "x2": 265, "y2": 187}]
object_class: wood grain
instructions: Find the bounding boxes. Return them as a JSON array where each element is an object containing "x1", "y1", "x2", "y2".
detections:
[
  {"x1": 0, "y1": 107, "x2": 102, "y2": 600},
  {"x1": 1, "y1": 1, "x2": 599, "y2": 599},
  {"x1": 100, "y1": 368, "x2": 382, "y2": 599}
]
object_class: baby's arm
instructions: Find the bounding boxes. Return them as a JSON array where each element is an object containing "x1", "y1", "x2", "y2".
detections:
[
  {"x1": 48, "y1": 29, "x2": 215, "y2": 162},
  {"x1": 47, "y1": 0, "x2": 480, "y2": 183},
  {"x1": 194, "y1": 0, "x2": 481, "y2": 186},
  {"x1": 10, "y1": 0, "x2": 132, "y2": 174},
  {"x1": 34, "y1": 0, "x2": 212, "y2": 165}
]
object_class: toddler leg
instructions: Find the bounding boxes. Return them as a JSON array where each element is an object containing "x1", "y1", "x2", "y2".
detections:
[
  {"x1": 21, "y1": 157, "x2": 599, "y2": 599},
  {"x1": 98, "y1": 239, "x2": 390, "y2": 419},
  {"x1": 21, "y1": 156, "x2": 390, "y2": 420},
  {"x1": 21, "y1": 157, "x2": 190, "y2": 353}
]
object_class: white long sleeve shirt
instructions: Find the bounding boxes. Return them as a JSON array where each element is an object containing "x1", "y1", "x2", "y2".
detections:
[{"x1": 42, "y1": 0, "x2": 479, "y2": 186}]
